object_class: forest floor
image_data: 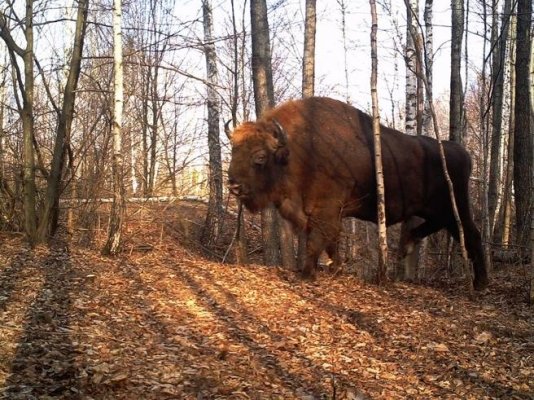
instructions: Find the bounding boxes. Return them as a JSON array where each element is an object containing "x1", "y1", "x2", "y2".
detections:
[{"x1": 0, "y1": 202, "x2": 533, "y2": 399}]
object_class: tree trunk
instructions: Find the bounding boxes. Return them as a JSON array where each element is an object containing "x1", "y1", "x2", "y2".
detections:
[
  {"x1": 22, "y1": 0, "x2": 37, "y2": 245},
  {"x1": 450, "y1": 0, "x2": 464, "y2": 143},
  {"x1": 250, "y1": 0, "x2": 275, "y2": 111},
  {"x1": 37, "y1": 0, "x2": 89, "y2": 242},
  {"x1": 479, "y1": 0, "x2": 493, "y2": 273},
  {"x1": 250, "y1": 0, "x2": 285, "y2": 267},
  {"x1": 302, "y1": 0, "x2": 316, "y2": 98},
  {"x1": 141, "y1": 70, "x2": 150, "y2": 195},
  {"x1": 529, "y1": 34, "x2": 534, "y2": 304},
  {"x1": 405, "y1": 0, "x2": 418, "y2": 136},
  {"x1": 399, "y1": 0, "x2": 422, "y2": 281},
  {"x1": 404, "y1": 0, "x2": 473, "y2": 292},
  {"x1": 488, "y1": 0, "x2": 512, "y2": 236},
  {"x1": 0, "y1": 66, "x2": 10, "y2": 228},
  {"x1": 299, "y1": 0, "x2": 316, "y2": 269},
  {"x1": 338, "y1": 0, "x2": 350, "y2": 102},
  {"x1": 502, "y1": 11, "x2": 516, "y2": 248},
  {"x1": 370, "y1": 0, "x2": 388, "y2": 284},
  {"x1": 148, "y1": 65, "x2": 159, "y2": 197},
  {"x1": 422, "y1": 0, "x2": 433, "y2": 135},
  {"x1": 201, "y1": 0, "x2": 224, "y2": 247},
  {"x1": 102, "y1": 0, "x2": 126, "y2": 256},
  {"x1": 228, "y1": 0, "x2": 248, "y2": 265},
  {"x1": 513, "y1": 0, "x2": 532, "y2": 248}
]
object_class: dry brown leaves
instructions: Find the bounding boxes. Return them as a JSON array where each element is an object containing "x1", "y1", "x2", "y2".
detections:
[{"x1": 0, "y1": 221, "x2": 533, "y2": 399}]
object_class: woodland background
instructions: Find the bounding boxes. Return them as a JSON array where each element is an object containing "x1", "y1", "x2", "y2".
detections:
[{"x1": 0, "y1": 0, "x2": 533, "y2": 398}]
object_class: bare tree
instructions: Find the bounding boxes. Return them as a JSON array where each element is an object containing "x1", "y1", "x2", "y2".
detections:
[
  {"x1": 501, "y1": 10, "x2": 516, "y2": 248},
  {"x1": 37, "y1": 0, "x2": 90, "y2": 241},
  {"x1": 513, "y1": 0, "x2": 532, "y2": 249},
  {"x1": 450, "y1": 0, "x2": 465, "y2": 143},
  {"x1": 370, "y1": 0, "x2": 388, "y2": 284},
  {"x1": 302, "y1": 0, "x2": 316, "y2": 98},
  {"x1": 0, "y1": 2, "x2": 38, "y2": 244},
  {"x1": 530, "y1": 30, "x2": 534, "y2": 304},
  {"x1": 250, "y1": 0, "x2": 286, "y2": 267},
  {"x1": 478, "y1": 0, "x2": 493, "y2": 274},
  {"x1": 228, "y1": 0, "x2": 249, "y2": 265},
  {"x1": 299, "y1": 0, "x2": 317, "y2": 270},
  {"x1": 338, "y1": 0, "x2": 350, "y2": 102},
  {"x1": 487, "y1": 0, "x2": 512, "y2": 236},
  {"x1": 103, "y1": 0, "x2": 126, "y2": 255},
  {"x1": 200, "y1": 0, "x2": 224, "y2": 247},
  {"x1": 399, "y1": 0, "x2": 423, "y2": 282},
  {"x1": 422, "y1": 0, "x2": 433, "y2": 134},
  {"x1": 404, "y1": 0, "x2": 474, "y2": 292},
  {"x1": 405, "y1": 0, "x2": 419, "y2": 136}
]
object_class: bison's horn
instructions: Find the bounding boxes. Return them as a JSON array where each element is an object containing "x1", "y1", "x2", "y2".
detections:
[
  {"x1": 224, "y1": 119, "x2": 233, "y2": 139},
  {"x1": 272, "y1": 119, "x2": 287, "y2": 146}
]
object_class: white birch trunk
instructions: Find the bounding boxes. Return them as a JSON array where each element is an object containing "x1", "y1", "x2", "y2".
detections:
[
  {"x1": 405, "y1": 0, "x2": 418, "y2": 136},
  {"x1": 370, "y1": 0, "x2": 388, "y2": 284},
  {"x1": 422, "y1": 0, "x2": 433, "y2": 135},
  {"x1": 103, "y1": 0, "x2": 126, "y2": 255}
]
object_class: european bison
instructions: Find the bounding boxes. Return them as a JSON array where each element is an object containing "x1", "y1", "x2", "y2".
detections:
[{"x1": 227, "y1": 97, "x2": 488, "y2": 290}]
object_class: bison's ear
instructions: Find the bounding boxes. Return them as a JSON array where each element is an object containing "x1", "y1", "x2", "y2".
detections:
[
  {"x1": 272, "y1": 119, "x2": 289, "y2": 164},
  {"x1": 274, "y1": 146, "x2": 289, "y2": 165}
]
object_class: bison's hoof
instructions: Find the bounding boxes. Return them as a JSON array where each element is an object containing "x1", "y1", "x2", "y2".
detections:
[
  {"x1": 300, "y1": 270, "x2": 316, "y2": 281},
  {"x1": 473, "y1": 277, "x2": 489, "y2": 291}
]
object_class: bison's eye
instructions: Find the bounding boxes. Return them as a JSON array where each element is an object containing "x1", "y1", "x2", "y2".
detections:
[{"x1": 252, "y1": 151, "x2": 267, "y2": 166}]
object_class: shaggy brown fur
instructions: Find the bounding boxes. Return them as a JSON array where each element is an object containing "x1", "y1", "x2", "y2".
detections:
[{"x1": 228, "y1": 97, "x2": 488, "y2": 290}]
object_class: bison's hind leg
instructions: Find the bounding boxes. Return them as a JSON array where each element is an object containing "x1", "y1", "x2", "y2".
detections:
[
  {"x1": 446, "y1": 219, "x2": 489, "y2": 291},
  {"x1": 399, "y1": 218, "x2": 443, "y2": 281}
]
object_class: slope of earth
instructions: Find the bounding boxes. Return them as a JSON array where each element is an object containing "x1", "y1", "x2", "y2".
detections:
[{"x1": 0, "y1": 210, "x2": 532, "y2": 399}]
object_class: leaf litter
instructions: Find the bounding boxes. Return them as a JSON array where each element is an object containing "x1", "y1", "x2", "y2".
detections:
[{"x1": 0, "y1": 205, "x2": 532, "y2": 399}]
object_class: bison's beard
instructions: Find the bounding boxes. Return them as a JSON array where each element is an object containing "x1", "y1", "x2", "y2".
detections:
[{"x1": 240, "y1": 192, "x2": 271, "y2": 214}]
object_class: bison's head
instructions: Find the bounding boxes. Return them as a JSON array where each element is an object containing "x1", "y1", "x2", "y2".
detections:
[{"x1": 227, "y1": 119, "x2": 289, "y2": 213}]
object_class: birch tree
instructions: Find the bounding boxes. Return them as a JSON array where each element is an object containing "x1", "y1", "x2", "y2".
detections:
[
  {"x1": 298, "y1": 0, "x2": 317, "y2": 270},
  {"x1": 501, "y1": 11, "x2": 516, "y2": 248},
  {"x1": 370, "y1": 0, "x2": 388, "y2": 284},
  {"x1": 102, "y1": 0, "x2": 126, "y2": 255},
  {"x1": 450, "y1": 0, "x2": 464, "y2": 143},
  {"x1": 399, "y1": 0, "x2": 426, "y2": 281},
  {"x1": 302, "y1": 0, "x2": 316, "y2": 99},
  {"x1": 405, "y1": 0, "x2": 418, "y2": 136},
  {"x1": 422, "y1": 0, "x2": 433, "y2": 134}
]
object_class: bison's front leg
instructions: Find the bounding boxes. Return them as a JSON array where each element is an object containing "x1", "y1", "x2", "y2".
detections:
[
  {"x1": 301, "y1": 229, "x2": 325, "y2": 279},
  {"x1": 325, "y1": 241, "x2": 341, "y2": 273},
  {"x1": 301, "y1": 214, "x2": 341, "y2": 279}
]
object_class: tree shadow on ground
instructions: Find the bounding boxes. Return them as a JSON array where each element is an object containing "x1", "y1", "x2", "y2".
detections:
[
  {"x1": 170, "y1": 262, "x2": 363, "y2": 397},
  {"x1": 109, "y1": 260, "x2": 329, "y2": 397},
  {"x1": 2, "y1": 238, "x2": 86, "y2": 399},
  {"x1": 0, "y1": 248, "x2": 34, "y2": 312}
]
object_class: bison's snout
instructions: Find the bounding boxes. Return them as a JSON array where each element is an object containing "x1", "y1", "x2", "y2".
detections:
[
  {"x1": 228, "y1": 178, "x2": 244, "y2": 197},
  {"x1": 229, "y1": 183, "x2": 242, "y2": 196}
]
